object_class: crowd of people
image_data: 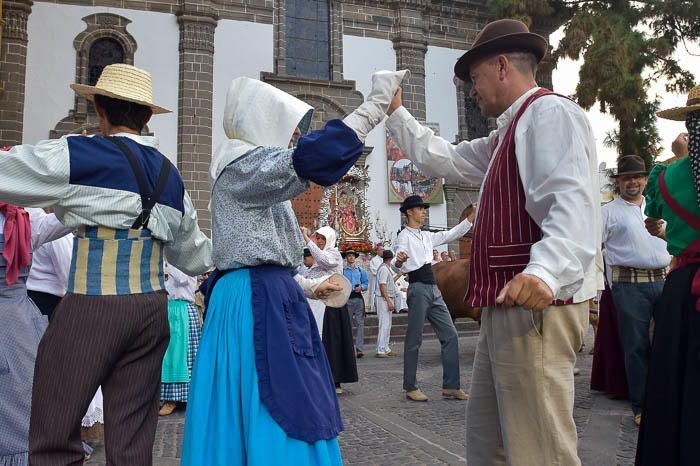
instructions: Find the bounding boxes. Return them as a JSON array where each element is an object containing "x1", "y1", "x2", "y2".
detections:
[{"x1": 0, "y1": 15, "x2": 697, "y2": 466}]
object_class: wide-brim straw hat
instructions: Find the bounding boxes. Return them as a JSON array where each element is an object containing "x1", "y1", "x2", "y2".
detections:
[
  {"x1": 454, "y1": 19, "x2": 548, "y2": 82},
  {"x1": 70, "y1": 63, "x2": 171, "y2": 114},
  {"x1": 657, "y1": 85, "x2": 700, "y2": 121}
]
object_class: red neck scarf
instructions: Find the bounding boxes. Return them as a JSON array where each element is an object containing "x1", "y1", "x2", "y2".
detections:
[
  {"x1": 0, "y1": 145, "x2": 31, "y2": 285},
  {"x1": 0, "y1": 203, "x2": 31, "y2": 285}
]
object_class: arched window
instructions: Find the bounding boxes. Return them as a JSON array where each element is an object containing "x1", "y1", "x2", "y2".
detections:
[
  {"x1": 285, "y1": 0, "x2": 330, "y2": 80},
  {"x1": 87, "y1": 38, "x2": 124, "y2": 85}
]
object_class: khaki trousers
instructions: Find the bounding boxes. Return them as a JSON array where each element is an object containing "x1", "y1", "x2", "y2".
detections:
[{"x1": 466, "y1": 303, "x2": 588, "y2": 466}]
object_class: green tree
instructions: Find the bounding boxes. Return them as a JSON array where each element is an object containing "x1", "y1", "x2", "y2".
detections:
[{"x1": 487, "y1": 0, "x2": 699, "y2": 166}]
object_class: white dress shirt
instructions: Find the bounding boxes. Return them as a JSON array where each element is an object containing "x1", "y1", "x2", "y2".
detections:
[
  {"x1": 602, "y1": 197, "x2": 672, "y2": 269},
  {"x1": 26, "y1": 234, "x2": 73, "y2": 298},
  {"x1": 386, "y1": 87, "x2": 601, "y2": 301},
  {"x1": 369, "y1": 255, "x2": 382, "y2": 277},
  {"x1": 4, "y1": 208, "x2": 73, "y2": 296},
  {"x1": 392, "y1": 219, "x2": 472, "y2": 273},
  {"x1": 165, "y1": 264, "x2": 197, "y2": 303}
]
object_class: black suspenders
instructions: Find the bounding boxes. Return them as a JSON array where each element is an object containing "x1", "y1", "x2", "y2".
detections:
[{"x1": 106, "y1": 136, "x2": 171, "y2": 230}]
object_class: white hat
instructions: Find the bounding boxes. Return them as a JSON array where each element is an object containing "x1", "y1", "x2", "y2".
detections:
[{"x1": 70, "y1": 63, "x2": 171, "y2": 114}]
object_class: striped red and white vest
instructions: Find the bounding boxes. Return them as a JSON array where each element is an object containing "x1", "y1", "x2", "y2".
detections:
[{"x1": 466, "y1": 88, "x2": 573, "y2": 308}]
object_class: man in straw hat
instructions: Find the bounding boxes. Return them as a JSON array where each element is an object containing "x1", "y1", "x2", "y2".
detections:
[
  {"x1": 385, "y1": 18, "x2": 602, "y2": 465},
  {"x1": 636, "y1": 84, "x2": 700, "y2": 466},
  {"x1": 601, "y1": 155, "x2": 671, "y2": 426},
  {"x1": 0, "y1": 63, "x2": 212, "y2": 464}
]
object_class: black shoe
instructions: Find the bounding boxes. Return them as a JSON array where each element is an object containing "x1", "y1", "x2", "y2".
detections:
[{"x1": 356, "y1": 350, "x2": 364, "y2": 359}]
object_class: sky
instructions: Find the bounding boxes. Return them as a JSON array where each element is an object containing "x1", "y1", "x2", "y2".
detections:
[{"x1": 549, "y1": 29, "x2": 700, "y2": 169}]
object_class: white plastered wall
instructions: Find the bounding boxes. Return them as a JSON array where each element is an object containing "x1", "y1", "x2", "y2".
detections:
[
  {"x1": 24, "y1": 3, "x2": 179, "y2": 162},
  {"x1": 212, "y1": 20, "x2": 274, "y2": 151},
  {"x1": 345, "y1": 36, "x2": 462, "y2": 250}
]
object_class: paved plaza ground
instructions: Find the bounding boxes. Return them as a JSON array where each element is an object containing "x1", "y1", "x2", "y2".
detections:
[{"x1": 86, "y1": 328, "x2": 639, "y2": 465}]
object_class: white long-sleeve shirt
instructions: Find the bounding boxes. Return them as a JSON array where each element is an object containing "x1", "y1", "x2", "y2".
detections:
[
  {"x1": 165, "y1": 263, "x2": 197, "y2": 303},
  {"x1": 602, "y1": 197, "x2": 672, "y2": 270},
  {"x1": 386, "y1": 87, "x2": 601, "y2": 301},
  {"x1": 25, "y1": 208, "x2": 75, "y2": 297},
  {"x1": 392, "y1": 219, "x2": 472, "y2": 273},
  {"x1": 26, "y1": 234, "x2": 73, "y2": 298},
  {"x1": 305, "y1": 241, "x2": 343, "y2": 277},
  {"x1": 2, "y1": 208, "x2": 73, "y2": 294}
]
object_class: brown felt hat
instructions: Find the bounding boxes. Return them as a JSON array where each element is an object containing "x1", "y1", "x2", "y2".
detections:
[
  {"x1": 454, "y1": 19, "x2": 548, "y2": 81},
  {"x1": 612, "y1": 155, "x2": 648, "y2": 178}
]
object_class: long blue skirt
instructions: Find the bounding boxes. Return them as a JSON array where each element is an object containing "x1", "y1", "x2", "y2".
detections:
[{"x1": 181, "y1": 269, "x2": 342, "y2": 466}]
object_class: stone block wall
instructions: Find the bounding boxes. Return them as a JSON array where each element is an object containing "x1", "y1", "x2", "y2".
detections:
[{"x1": 0, "y1": 0, "x2": 32, "y2": 146}]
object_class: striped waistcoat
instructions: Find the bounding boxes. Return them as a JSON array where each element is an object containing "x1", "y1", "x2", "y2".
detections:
[
  {"x1": 466, "y1": 88, "x2": 572, "y2": 308},
  {"x1": 67, "y1": 226, "x2": 164, "y2": 296}
]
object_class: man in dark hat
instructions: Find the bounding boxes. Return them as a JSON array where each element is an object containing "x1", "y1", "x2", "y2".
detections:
[
  {"x1": 393, "y1": 195, "x2": 473, "y2": 401},
  {"x1": 298, "y1": 247, "x2": 315, "y2": 277},
  {"x1": 602, "y1": 155, "x2": 671, "y2": 426},
  {"x1": 385, "y1": 18, "x2": 601, "y2": 466},
  {"x1": 342, "y1": 248, "x2": 368, "y2": 357}
]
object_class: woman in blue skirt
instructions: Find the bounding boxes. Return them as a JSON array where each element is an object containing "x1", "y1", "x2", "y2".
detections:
[{"x1": 181, "y1": 71, "x2": 408, "y2": 465}]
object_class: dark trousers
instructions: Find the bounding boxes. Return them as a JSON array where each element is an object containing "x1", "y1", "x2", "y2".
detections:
[
  {"x1": 27, "y1": 290, "x2": 62, "y2": 321},
  {"x1": 29, "y1": 292, "x2": 169, "y2": 466},
  {"x1": 347, "y1": 294, "x2": 365, "y2": 352},
  {"x1": 404, "y1": 282, "x2": 460, "y2": 391},
  {"x1": 611, "y1": 281, "x2": 664, "y2": 414}
]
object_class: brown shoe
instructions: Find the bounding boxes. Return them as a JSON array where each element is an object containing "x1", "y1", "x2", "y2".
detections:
[
  {"x1": 159, "y1": 402, "x2": 177, "y2": 416},
  {"x1": 406, "y1": 389, "x2": 428, "y2": 402},
  {"x1": 634, "y1": 414, "x2": 642, "y2": 426},
  {"x1": 386, "y1": 351, "x2": 398, "y2": 357},
  {"x1": 442, "y1": 389, "x2": 469, "y2": 400}
]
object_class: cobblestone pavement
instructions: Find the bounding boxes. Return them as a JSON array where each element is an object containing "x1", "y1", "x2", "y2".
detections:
[{"x1": 86, "y1": 328, "x2": 638, "y2": 465}]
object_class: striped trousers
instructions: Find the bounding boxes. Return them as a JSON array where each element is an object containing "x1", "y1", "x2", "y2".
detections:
[{"x1": 28, "y1": 292, "x2": 169, "y2": 466}]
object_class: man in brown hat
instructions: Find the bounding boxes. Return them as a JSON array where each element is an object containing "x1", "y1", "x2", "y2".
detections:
[
  {"x1": 0, "y1": 63, "x2": 212, "y2": 464},
  {"x1": 602, "y1": 155, "x2": 672, "y2": 425},
  {"x1": 386, "y1": 18, "x2": 601, "y2": 466}
]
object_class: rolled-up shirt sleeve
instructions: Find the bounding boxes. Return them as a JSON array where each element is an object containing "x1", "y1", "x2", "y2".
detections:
[
  {"x1": 517, "y1": 103, "x2": 597, "y2": 300},
  {"x1": 386, "y1": 106, "x2": 493, "y2": 185}
]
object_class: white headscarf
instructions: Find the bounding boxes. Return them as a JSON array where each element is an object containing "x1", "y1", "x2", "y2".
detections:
[
  {"x1": 306, "y1": 225, "x2": 343, "y2": 278},
  {"x1": 209, "y1": 77, "x2": 313, "y2": 189},
  {"x1": 314, "y1": 226, "x2": 337, "y2": 251}
]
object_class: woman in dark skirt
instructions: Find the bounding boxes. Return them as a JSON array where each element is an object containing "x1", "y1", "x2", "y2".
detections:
[
  {"x1": 590, "y1": 284, "x2": 629, "y2": 400},
  {"x1": 636, "y1": 88, "x2": 700, "y2": 466},
  {"x1": 322, "y1": 305, "x2": 359, "y2": 393},
  {"x1": 304, "y1": 226, "x2": 358, "y2": 395}
]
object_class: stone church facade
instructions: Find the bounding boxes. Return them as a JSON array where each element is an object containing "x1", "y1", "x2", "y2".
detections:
[{"x1": 0, "y1": 0, "x2": 556, "y2": 249}]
